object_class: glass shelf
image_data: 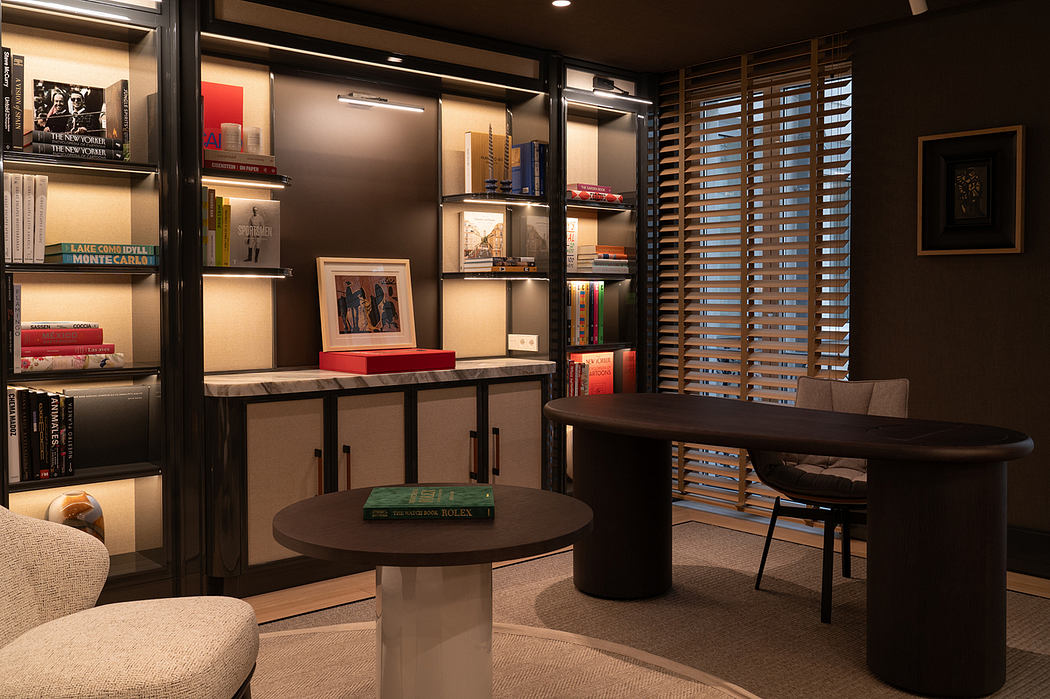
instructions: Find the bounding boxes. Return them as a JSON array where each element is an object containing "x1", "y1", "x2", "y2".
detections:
[
  {"x1": 443, "y1": 193, "x2": 549, "y2": 207},
  {"x1": 8, "y1": 365, "x2": 161, "y2": 383},
  {"x1": 7, "y1": 263, "x2": 159, "y2": 275},
  {"x1": 3, "y1": 152, "x2": 158, "y2": 177},
  {"x1": 568, "y1": 343, "x2": 634, "y2": 352},
  {"x1": 109, "y1": 549, "x2": 165, "y2": 578},
  {"x1": 567, "y1": 272, "x2": 631, "y2": 281},
  {"x1": 203, "y1": 266, "x2": 292, "y2": 278},
  {"x1": 8, "y1": 461, "x2": 161, "y2": 493},
  {"x1": 201, "y1": 169, "x2": 291, "y2": 189},
  {"x1": 443, "y1": 271, "x2": 548, "y2": 280},
  {"x1": 566, "y1": 200, "x2": 635, "y2": 213}
]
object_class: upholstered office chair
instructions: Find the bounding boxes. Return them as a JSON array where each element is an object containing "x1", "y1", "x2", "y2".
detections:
[
  {"x1": 749, "y1": 377, "x2": 909, "y2": 623},
  {"x1": 0, "y1": 505, "x2": 259, "y2": 698}
]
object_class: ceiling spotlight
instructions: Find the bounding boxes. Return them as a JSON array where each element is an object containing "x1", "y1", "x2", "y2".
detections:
[
  {"x1": 552, "y1": 0, "x2": 571, "y2": 7},
  {"x1": 337, "y1": 92, "x2": 424, "y2": 113},
  {"x1": 909, "y1": 0, "x2": 928, "y2": 14}
]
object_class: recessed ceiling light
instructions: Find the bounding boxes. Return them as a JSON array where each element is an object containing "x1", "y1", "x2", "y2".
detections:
[{"x1": 552, "y1": 0, "x2": 571, "y2": 7}]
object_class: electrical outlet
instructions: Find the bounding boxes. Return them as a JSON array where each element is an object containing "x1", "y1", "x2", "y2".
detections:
[{"x1": 508, "y1": 334, "x2": 539, "y2": 352}]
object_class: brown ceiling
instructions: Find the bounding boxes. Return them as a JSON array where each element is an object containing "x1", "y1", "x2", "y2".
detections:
[{"x1": 320, "y1": 0, "x2": 980, "y2": 73}]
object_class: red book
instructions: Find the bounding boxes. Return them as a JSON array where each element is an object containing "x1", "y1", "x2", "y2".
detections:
[
  {"x1": 22, "y1": 343, "x2": 114, "y2": 357},
  {"x1": 319, "y1": 349, "x2": 456, "y2": 375},
  {"x1": 21, "y1": 328, "x2": 103, "y2": 347},
  {"x1": 201, "y1": 81, "x2": 243, "y2": 151},
  {"x1": 569, "y1": 351, "x2": 614, "y2": 395}
]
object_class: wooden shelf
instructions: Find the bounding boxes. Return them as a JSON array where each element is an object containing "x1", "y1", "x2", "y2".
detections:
[
  {"x1": 203, "y1": 266, "x2": 293, "y2": 278},
  {"x1": 8, "y1": 462, "x2": 162, "y2": 493},
  {"x1": 7, "y1": 263, "x2": 159, "y2": 275},
  {"x1": 444, "y1": 271, "x2": 548, "y2": 280},
  {"x1": 443, "y1": 193, "x2": 548, "y2": 207},
  {"x1": 3, "y1": 153, "x2": 157, "y2": 177},
  {"x1": 201, "y1": 168, "x2": 291, "y2": 188},
  {"x1": 568, "y1": 343, "x2": 634, "y2": 352},
  {"x1": 8, "y1": 365, "x2": 161, "y2": 383}
]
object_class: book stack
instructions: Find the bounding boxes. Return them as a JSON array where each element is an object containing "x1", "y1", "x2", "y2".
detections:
[
  {"x1": 201, "y1": 189, "x2": 280, "y2": 267},
  {"x1": 5, "y1": 385, "x2": 75, "y2": 482},
  {"x1": 569, "y1": 280, "x2": 605, "y2": 345},
  {"x1": 576, "y1": 245, "x2": 635, "y2": 274},
  {"x1": 3, "y1": 173, "x2": 48, "y2": 263},
  {"x1": 18, "y1": 321, "x2": 125, "y2": 373},
  {"x1": 511, "y1": 140, "x2": 548, "y2": 195},
  {"x1": 567, "y1": 183, "x2": 625, "y2": 204},
  {"x1": 566, "y1": 348, "x2": 636, "y2": 397},
  {"x1": 462, "y1": 256, "x2": 536, "y2": 273},
  {"x1": 44, "y1": 243, "x2": 156, "y2": 266},
  {"x1": 2, "y1": 48, "x2": 25, "y2": 154},
  {"x1": 15, "y1": 74, "x2": 130, "y2": 160}
]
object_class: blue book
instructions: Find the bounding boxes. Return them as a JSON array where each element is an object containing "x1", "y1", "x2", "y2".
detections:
[
  {"x1": 44, "y1": 253, "x2": 157, "y2": 266},
  {"x1": 511, "y1": 143, "x2": 533, "y2": 194},
  {"x1": 536, "y1": 142, "x2": 548, "y2": 196}
]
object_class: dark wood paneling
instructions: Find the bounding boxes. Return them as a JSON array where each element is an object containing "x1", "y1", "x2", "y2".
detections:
[
  {"x1": 272, "y1": 72, "x2": 439, "y2": 367},
  {"x1": 851, "y1": 0, "x2": 1050, "y2": 539}
]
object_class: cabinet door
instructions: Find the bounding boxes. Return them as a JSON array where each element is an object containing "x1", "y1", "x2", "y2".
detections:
[
  {"x1": 245, "y1": 398, "x2": 324, "y2": 566},
  {"x1": 417, "y1": 386, "x2": 477, "y2": 483},
  {"x1": 487, "y1": 381, "x2": 543, "y2": 488},
  {"x1": 337, "y1": 392, "x2": 406, "y2": 490}
]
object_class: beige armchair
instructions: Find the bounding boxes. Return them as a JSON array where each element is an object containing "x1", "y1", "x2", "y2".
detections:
[
  {"x1": 748, "y1": 377, "x2": 909, "y2": 623},
  {"x1": 0, "y1": 505, "x2": 259, "y2": 698}
]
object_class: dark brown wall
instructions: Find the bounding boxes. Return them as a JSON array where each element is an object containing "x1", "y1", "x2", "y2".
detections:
[
  {"x1": 272, "y1": 72, "x2": 438, "y2": 367},
  {"x1": 852, "y1": 0, "x2": 1050, "y2": 532}
]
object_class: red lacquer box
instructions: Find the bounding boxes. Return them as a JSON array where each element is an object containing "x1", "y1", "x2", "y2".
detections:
[{"x1": 319, "y1": 348, "x2": 457, "y2": 374}]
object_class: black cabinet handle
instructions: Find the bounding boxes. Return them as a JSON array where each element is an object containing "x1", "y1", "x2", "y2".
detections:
[
  {"x1": 314, "y1": 448, "x2": 323, "y2": 496},
  {"x1": 469, "y1": 430, "x2": 479, "y2": 481},
  {"x1": 492, "y1": 427, "x2": 501, "y2": 477},
  {"x1": 342, "y1": 444, "x2": 351, "y2": 491}
]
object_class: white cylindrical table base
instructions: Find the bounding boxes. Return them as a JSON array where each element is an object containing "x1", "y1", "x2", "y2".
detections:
[{"x1": 376, "y1": 563, "x2": 493, "y2": 699}]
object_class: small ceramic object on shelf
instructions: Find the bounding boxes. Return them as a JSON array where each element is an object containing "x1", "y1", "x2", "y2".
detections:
[{"x1": 47, "y1": 490, "x2": 105, "y2": 543}]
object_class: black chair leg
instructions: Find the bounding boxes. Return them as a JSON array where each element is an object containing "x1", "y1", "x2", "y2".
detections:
[
  {"x1": 840, "y1": 509, "x2": 852, "y2": 579},
  {"x1": 821, "y1": 509, "x2": 835, "y2": 623},
  {"x1": 755, "y1": 496, "x2": 781, "y2": 590}
]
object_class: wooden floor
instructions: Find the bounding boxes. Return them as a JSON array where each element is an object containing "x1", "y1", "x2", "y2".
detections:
[{"x1": 247, "y1": 504, "x2": 1050, "y2": 624}]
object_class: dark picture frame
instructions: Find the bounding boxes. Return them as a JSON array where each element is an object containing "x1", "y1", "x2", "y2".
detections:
[{"x1": 918, "y1": 125, "x2": 1024, "y2": 255}]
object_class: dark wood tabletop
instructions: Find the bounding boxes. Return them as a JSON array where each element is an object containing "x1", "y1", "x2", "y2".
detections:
[
  {"x1": 544, "y1": 394, "x2": 1033, "y2": 464},
  {"x1": 272, "y1": 484, "x2": 593, "y2": 567}
]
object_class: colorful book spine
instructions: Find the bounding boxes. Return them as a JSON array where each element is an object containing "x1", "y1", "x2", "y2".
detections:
[
  {"x1": 104, "y1": 79, "x2": 130, "y2": 160},
  {"x1": 214, "y1": 196, "x2": 224, "y2": 265},
  {"x1": 45, "y1": 243, "x2": 157, "y2": 255},
  {"x1": 566, "y1": 183, "x2": 612, "y2": 194},
  {"x1": 22, "y1": 321, "x2": 98, "y2": 329},
  {"x1": 567, "y1": 189, "x2": 625, "y2": 203},
  {"x1": 22, "y1": 344, "x2": 114, "y2": 357},
  {"x1": 363, "y1": 506, "x2": 494, "y2": 520},
  {"x1": 202, "y1": 159, "x2": 278, "y2": 176},
  {"x1": 17, "y1": 389, "x2": 30, "y2": 480},
  {"x1": 3, "y1": 172, "x2": 10, "y2": 262},
  {"x1": 7, "y1": 386, "x2": 19, "y2": 482},
  {"x1": 22, "y1": 327, "x2": 104, "y2": 346},
  {"x1": 20, "y1": 353, "x2": 125, "y2": 372},
  {"x1": 28, "y1": 130, "x2": 123, "y2": 149},
  {"x1": 10, "y1": 280, "x2": 20, "y2": 373},
  {"x1": 222, "y1": 202, "x2": 231, "y2": 266},
  {"x1": 10, "y1": 54, "x2": 23, "y2": 152},
  {"x1": 2, "y1": 47, "x2": 10, "y2": 152},
  {"x1": 30, "y1": 143, "x2": 125, "y2": 160},
  {"x1": 44, "y1": 253, "x2": 156, "y2": 266}
]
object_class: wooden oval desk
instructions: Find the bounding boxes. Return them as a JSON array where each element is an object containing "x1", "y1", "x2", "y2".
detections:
[
  {"x1": 544, "y1": 393, "x2": 1033, "y2": 698},
  {"x1": 273, "y1": 484, "x2": 592, "y2": 699}
]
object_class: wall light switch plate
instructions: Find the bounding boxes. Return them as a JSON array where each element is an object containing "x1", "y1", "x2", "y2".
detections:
[{"x1": 508, "y1": 334, "x2": 539, "y2": 352}]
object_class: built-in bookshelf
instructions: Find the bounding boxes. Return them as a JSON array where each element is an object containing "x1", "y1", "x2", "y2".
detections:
[{"x1": 0, "y1": 0, "x2": 175, "y2": 601}]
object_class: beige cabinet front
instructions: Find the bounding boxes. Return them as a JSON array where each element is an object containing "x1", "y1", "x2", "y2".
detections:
[
  {"x1": 245, "y1": 398, "x2": 324, "y2": 565},
  {"x1": 487, "y1": 381, "x2": 543, "y2": 488},
  {"x1": 336, "y1": 392, "x2": 406, "y2": 490},
  {"x1": 417, "y1": 386, "x2": 477, "y2": 483}
]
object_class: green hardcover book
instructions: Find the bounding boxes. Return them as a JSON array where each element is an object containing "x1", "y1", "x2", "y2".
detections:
[
  {"x1": 45, "y1": 243, "x2": 158, "y2": 255},
  {"x1": 363, "y1": 485, "x2": 494, "y2": 520}
]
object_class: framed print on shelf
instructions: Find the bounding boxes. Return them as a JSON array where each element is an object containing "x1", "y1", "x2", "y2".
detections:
[
  {"x1": 317, "y1": 257, "x2": 416, "y2": 351},
  {"x1": 918, "y1": 125, "x2": 1024, "y2": 255}
]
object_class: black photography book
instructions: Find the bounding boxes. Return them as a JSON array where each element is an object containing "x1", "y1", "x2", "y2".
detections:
[{"x1": 63, "y1": 385, "x2": 150, "y2": 468}]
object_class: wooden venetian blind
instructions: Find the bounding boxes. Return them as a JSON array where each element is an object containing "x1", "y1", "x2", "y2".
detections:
[{"x1": 656, "y1": 37, "x2": 852, "y2": 515}]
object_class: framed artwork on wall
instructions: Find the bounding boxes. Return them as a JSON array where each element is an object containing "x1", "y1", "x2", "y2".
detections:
[
  {"x1": 917, "y1": 125, "x2": 1024, "y2": 255},
  {"x1": 317, "y1": 257, "x2": 416, "y2": 351}
]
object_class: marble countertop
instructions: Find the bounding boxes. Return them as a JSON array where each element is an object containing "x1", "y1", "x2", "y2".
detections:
[{"x1": 204, "y1": 358, "x2": 556, "y2": 397}]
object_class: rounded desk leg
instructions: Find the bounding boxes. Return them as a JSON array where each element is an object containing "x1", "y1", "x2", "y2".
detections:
[
  {"x1": 376, "y1": 564, "x2": 493, "y2": 699},
  {"x1": 572, "y1": 427, "x2": 672, "y2": 599},
  {"x1": 867, "y1": 459, "x2": 1006, "y2": 697}
]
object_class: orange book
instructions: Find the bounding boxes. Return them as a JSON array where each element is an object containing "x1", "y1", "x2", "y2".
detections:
[{"x1": 569, "y1": 351, "x2": 614, "y2": 395}]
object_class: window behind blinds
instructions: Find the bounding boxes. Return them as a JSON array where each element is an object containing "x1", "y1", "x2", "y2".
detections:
[{"x1": 656, "y1": 37, "x2": 852, "y2": 515}]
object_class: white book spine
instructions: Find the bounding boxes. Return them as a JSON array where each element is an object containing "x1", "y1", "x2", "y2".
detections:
[
  {"x1": 11, "y1": 173, "x2": 22, "y2": 263},
  {"x1": 33, "y1": 175, "x2": 47, "y2": 263},
  {"x1": 7, "y1": 387, "x2": 19, "y2": 483},
  {"x1": 2, "y1": 173, "x2": 10, "y2": 262},
  {"x1": 21, "y1": 174, "x2": 33, "y2": 265},
  {"x1": 12, "y1": 282, "x2": 20, "y2": 373}
]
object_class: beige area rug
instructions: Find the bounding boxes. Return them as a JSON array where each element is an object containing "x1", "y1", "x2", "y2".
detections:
[
  {"x1": 256, "y1": 621, "x2": 757, "y2": 698},
  {"x1": 262, "y1": 522, "x2": 1050, "y2": 698}
]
